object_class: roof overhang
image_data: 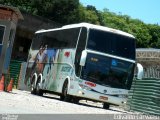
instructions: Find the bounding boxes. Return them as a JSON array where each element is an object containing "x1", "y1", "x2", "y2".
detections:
[{"x1": 0, "y1": 4, "x2": 24, "y2": 20}]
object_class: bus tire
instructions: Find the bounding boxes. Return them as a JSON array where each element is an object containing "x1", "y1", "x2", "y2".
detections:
[
  {"x1": 60, "y1": 95, "x2": 64, "y2": 101},
  {"x1": 31, "y1": 85, "x2": 36, "y2": 95},
  {"x1": 103, "y1": 103, "x2": 110, "y2": 109},
  {"x1": 62, "y1": 80, "x2": 71, "y2": 102},
  {"x1": 31, "y1": 76, "x2": 36, "y2": 95},
  {"x1": 72, "y1": 97, "x2": 79, "y2": 104},
  {"x1": 36, "y1": 80, "x2": 43, "y2": 96}
]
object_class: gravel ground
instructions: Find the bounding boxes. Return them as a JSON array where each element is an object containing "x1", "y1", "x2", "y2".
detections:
[{"x1": 0, "y1": 89, "x2": 129, "y2": 114}]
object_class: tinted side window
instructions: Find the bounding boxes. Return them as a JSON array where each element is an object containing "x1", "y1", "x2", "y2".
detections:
[
  {"x1": 0, "y1": 26, "x2": 5, "y2": 44},
  {"x1": 32, "y1": 28, "x2": 81, "y2": 50}
]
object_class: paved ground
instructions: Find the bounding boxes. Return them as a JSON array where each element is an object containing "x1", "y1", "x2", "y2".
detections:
[{"x1": 0, "y1": 89, "x2": 128, "y2": 114}]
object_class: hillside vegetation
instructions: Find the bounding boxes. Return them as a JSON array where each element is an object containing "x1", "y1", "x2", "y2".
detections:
[{"x1": 1, "y1": 0, "x2": 160, "y2": 48}]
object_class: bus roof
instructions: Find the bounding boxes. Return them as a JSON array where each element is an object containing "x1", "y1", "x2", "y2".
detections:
[{"x1": 36, "y1": 23, "x2": 135, "y2": 38}]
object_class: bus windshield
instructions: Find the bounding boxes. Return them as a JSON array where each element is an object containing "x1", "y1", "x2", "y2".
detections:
[
  {"x1": 87, "y1": 29, "x2": 135, "y2": 60},
  {"x1": 81, "y1": 53, "x2": 135, "y2": 90}
]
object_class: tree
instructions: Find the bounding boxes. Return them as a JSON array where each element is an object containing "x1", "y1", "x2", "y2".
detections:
[
  {"x1": 147, "y1": 24, "x2": 160, "y2": 48},
  {"x1": 47, "y1": 0, "x2": 79, "y2": 24},
  {"x1": 0, "y1": 0, "x2": 79, "y2": 24},
  {"x1": 1, "y1": 0, "x2": 160, "y2": 48},
  {"x1": 75, "y1": 4, "x2": 100, "y2": 24}
]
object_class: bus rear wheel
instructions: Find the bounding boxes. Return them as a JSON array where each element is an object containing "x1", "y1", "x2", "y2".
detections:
[
  {"x1": 36, "y1": 81, "x2": 43, "y2": 96},
  {"x1": 31, "y1": 76, "x2": 36, "y2": 95},
  {"x1": 31, "y1": 84, "x2": 36, "y2": 95},
  {"x1": 103, "y1": 103, "x2": 110, "y2": 109}
]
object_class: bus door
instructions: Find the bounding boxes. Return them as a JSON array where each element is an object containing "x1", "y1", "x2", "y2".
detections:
[
  {"x1": 75, "y1": 27, "x2": 87, "y2": 77},
  {"x1": 0, "y1": 25, "x2": 5, "y2": 56}
]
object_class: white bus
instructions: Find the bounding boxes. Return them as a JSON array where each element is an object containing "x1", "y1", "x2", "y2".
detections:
[{"x1": 25, "y1": 23, "x2": 143, "y2": 109}]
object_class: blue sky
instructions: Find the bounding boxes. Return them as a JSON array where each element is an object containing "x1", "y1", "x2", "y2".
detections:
[{"x1": 80, "y1": 0, "x2": 160, "y2": 25}]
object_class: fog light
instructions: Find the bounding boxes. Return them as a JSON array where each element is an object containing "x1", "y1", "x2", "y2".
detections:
[
  {"x1": 78, "y1": 90, "x2": 84, "y2": 95},
  {"x1": 122, "y1": 101, "x2": 126, "y2": 104},
  {"x1": 78, "y1": 90, "x2": 83, "y2": 94}
]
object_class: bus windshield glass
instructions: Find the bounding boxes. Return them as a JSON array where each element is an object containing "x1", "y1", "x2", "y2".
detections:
[
  {"x1": 87, "y1": 29, "x2": 135, "y2": 60},
  {"x1": 81, "y1": 53, "x2": 135, "y2": 90}
]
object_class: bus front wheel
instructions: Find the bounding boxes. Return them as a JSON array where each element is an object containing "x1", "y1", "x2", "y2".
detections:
[
  {"x1": 62, "y1": 81, "x2": 71, "y2": 102},
  {"x1": 103, "y1": 103, "x2": 110, "y2": 109},
  {"x1": 72, "y1": 97, "x2": 79, "y2": 104}
]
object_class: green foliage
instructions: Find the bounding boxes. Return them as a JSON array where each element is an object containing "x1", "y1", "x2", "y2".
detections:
[
  {"x1": 75, "y1": 4, "x2": 100, "y2": 24},
  {"x1": 147, "y1": 24, "x2": 160, "y2": 47},
  {"x1": 0, "y1": 0, "x2": 160, "y2": 48},
  {"x1": 0, "y1": 0, "x2": 79, "y2": 24}
]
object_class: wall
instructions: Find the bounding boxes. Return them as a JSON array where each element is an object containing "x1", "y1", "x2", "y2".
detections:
[{"x1": 11, "y1": 12, "x2": 62, "y2": 61}]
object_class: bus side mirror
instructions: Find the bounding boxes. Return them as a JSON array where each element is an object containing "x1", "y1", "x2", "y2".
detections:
[
  {"x1": 136, "y1": 63, "x2": 143, "y2": 80},
  {"x1": 80, "y1": 50, "x2": 87, "y2": 66}
]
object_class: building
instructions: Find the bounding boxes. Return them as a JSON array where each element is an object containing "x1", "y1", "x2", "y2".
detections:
[
  {"x1": 136, "y1": 48, "x2": 160, "y2": 78},
  {"x1": 12, "y1": 11, "x2": 61, "y2": 61}
]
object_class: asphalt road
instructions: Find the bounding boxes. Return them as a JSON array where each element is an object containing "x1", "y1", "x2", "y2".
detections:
[{"x1": 0, "y1": 89, "x2": 129, "y2": 120}]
